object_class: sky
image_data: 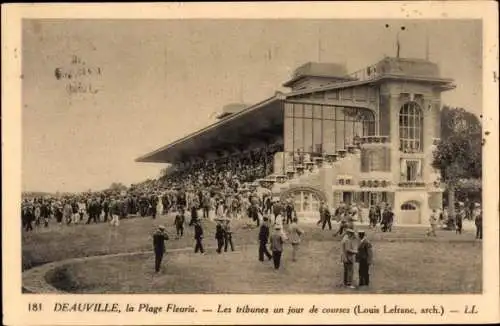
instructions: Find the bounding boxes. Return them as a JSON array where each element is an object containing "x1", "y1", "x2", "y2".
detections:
[{"x1": 22, "y1": 19, "x2": 482, "y2": 193}]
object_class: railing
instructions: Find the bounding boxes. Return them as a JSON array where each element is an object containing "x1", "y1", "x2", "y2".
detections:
[
  {"x1": 358, "y1": 136, "x2": 390, "y2": 145},
  {"x1": 398, "y1": 181, "x2": 426, "y2": 188},
  {"x1": 346, "y1": 65, "x2": 381, "y2": 82}
]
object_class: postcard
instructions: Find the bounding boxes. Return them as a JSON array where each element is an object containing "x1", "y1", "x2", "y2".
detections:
[{"x1": 2, "y1": 2, "x2": 499, "y2": 325}]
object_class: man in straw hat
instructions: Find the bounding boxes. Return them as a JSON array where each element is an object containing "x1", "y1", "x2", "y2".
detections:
[
  {"x1": 223, "y1": 218, "x2": 234, "y2": 252},
  {"x1": 270, "y1": 224, "x2": 287, "y2": 270},
  {"x1": 152, "y1": 225, "x2": 169, "y2": 273},
  {"x1": 341, "y1": 228, "x2": 358, "y2": 288}
]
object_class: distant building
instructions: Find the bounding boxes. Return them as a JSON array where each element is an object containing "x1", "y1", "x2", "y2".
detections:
[{"x1": 137, "y1": 56, "x2": 455, "y2": 224}]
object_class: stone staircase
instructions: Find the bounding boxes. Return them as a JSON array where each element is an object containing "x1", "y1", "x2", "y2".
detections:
[{"x1": 240, "y1": 144, "x2": 362, "y2": 197}]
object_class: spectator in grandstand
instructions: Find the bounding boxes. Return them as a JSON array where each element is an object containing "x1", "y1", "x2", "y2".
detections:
[{"x1": 152, "y1": 225, "x2": 169, "y2": 273}]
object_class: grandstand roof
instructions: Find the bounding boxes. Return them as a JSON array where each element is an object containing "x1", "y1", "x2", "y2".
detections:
[{"x1": 135, "y1": 95, "x2": 284, "y2": 163}]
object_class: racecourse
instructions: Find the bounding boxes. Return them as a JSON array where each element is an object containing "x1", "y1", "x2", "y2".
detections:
[{"x1": 22, "y1": 214, "x2": 482, "y2": 294}]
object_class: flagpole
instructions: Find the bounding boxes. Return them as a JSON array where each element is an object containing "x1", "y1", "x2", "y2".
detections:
[
  {"x1": 318, "y1": 25, "x2": 322, "y2": 62},
  {"x1": 425, "y1": 26, "x2": 430, "y2": 60}
]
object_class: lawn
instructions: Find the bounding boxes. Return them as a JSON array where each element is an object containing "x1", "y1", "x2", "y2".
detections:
[{"x1": 23, "y1": 213, "x2": 482, "y2": 294}]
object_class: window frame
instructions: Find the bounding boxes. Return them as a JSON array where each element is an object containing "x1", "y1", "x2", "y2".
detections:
[{"x1": 399, "y1": 101, "x2": 423, "y2": 153}]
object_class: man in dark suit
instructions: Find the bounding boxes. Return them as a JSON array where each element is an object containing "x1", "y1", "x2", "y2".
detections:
[
  {"x1": 194, "y1": 220, "x2": 205, "y2": 254},
  {"x1": 258, "y1": 217, "x2": 272, "y2": 261},
  {"x1": 320, "y1": 202, "x2": 332, "y2": 230},
  {"x1": 189, "y1": 204, "x2": 199, "y2": 226},
  {"x1": 215, "y1": 221, "x2": 225, "y2": 254},
  {"x1": 174, "y1": 209, "x2": 185, "y2": 238},
  {"x1": 357, "y1": 231, "x2": 373, "y2": 287},
  {"x1": 150, "y1": 194, "x2": 158, "y2": 219},
  {"x1": 272, "y1": 199, "x2": 283, "y2": 223},
  {"x1": 285, "y1": 200, "x2": 296, "y2": 225},
  {"x1": 381, "y1": 206, "x2": 394, "y2": 232},
  {"x1": 152, "y1": 225, "x2": 169, "y2": 273}
]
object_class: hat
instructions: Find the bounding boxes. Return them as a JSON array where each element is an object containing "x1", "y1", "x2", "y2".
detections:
[
  {"x1": 158, "y1": 225, "x2": 166, "y2": 230},
  {"x1": 358, "y1": 231, "x2": 365, "y2": 236},
  {"x1": 458, "y1": 202, "x2": 465, "y2": 207},
  {"x1": 474, "y1": 202, "x2": 481, "y2": 207}
]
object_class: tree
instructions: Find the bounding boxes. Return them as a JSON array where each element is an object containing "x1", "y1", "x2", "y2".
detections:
[{"x1": 432, "y1": 106, "x2": 482, "y2": 226}]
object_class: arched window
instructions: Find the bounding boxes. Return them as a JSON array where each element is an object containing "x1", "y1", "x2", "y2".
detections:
[
  {"x1": 291, "y1": 190, "x2": 321, "y2": 212},
  {"x1": 399, "y1": 102, "x2": 423, "y2": 152},
  {"x1": 401, "y1": 202, "x2": 417, "y2": 210}
]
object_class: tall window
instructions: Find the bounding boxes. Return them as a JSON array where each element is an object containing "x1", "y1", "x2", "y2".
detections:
[
  {"x1": 284, "y1": 102, "x2": 376, "y2": 160},
  {"x1": 401, "y1": 159, "x2": 422, "y2": 181},
  {"x1": 399, "y1": 102, "x2": 423, "y2": 152},
  {"x1": 292, "y1": 190, "x2": 321, "y2": 212},
  {"x1": 360, "y1": 192, "x2": 388, "y2": 207}
]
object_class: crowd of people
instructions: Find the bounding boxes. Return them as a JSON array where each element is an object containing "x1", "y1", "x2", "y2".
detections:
[
  {"x1": 160, "y1": 145, "x2": 279, "y2": 192},
  {"x1": 21, "y1": 190, "x2": 162, "y2": 231},
  {"x1": 21, "y1": 143, "x2": 483, "y2": 290}
]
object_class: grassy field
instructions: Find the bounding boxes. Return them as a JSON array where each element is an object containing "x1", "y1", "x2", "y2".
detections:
[{"x1": 23, "y1": 213, "x2": 482, "y2": 294}]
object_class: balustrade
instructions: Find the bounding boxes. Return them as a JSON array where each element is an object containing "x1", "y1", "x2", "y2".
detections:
[{"x1": 358, "y1": 135, "x2": 390, "y2": 145}]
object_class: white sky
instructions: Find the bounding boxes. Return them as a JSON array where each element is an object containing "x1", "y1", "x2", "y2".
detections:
[{"x1": 22, "y1": 19, "x2": 482, "y2": 193}]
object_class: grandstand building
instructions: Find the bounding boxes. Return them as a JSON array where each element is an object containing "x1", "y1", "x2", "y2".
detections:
[{"x1": 136, "y1": 57, "x2": 455, "y2": 224}]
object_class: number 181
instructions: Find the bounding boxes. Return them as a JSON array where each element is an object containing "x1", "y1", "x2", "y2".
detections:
[{"x1": 28, "y1": 303, "x2": 42, "y2": 312}]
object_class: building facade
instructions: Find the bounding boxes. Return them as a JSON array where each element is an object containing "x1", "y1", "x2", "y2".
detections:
[{"x1": 137, "y1": 56, "x2": 455, "y2": 225}]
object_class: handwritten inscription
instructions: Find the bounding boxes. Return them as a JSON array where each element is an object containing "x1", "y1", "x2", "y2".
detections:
[{"x1": 54, "y1": 55, "x2": 102, "y2": 95}]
